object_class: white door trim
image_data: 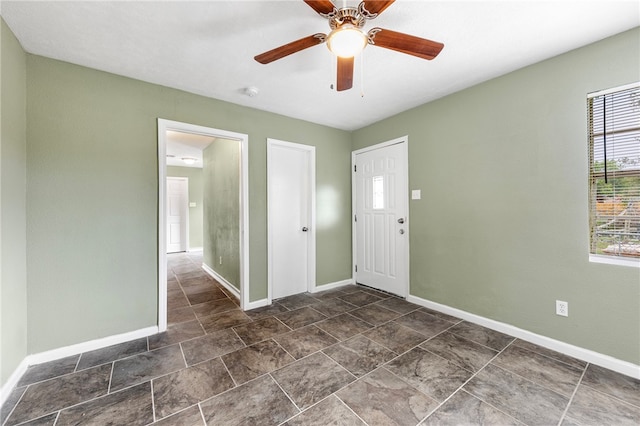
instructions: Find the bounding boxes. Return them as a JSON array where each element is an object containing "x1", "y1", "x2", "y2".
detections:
[
  {"x1": 266, "y1": 138, "x2": 316, "y2": 304},
  {"x1": 158, "y1": 119, "x2": 250, "y2": 331},
  {"x1": 351, "y1": 136, "x2": 410, "y2": 297}
]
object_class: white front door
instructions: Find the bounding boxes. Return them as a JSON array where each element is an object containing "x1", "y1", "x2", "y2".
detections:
[
  {"x1": 268, "y1": 139, "x2": 316, "y2": 300},
  {"x1": 354, "y1": 138, "x2": 409, "y2": 297},
  {"x1": 167, "y1": 177, "x2": 188, "y2": 253}
]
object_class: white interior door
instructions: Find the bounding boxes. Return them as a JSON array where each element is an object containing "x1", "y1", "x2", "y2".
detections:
[
  {"x1": 167, "y1": 177, "x2": 188, "y2": 253},
  {"x1": 354, "y1": 139, "x2": 408, "y2": 297},
  {"x1": 268, "y1": 139, "x2": 316, "y2": 300}
]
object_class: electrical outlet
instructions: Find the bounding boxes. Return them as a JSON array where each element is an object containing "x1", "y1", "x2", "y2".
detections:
[{"x1": 556, "y1": 300, "x2": 568, "y2": 317}]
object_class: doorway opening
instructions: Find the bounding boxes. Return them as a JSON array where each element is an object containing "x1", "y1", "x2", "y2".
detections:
[
  {"x1": 165, "y1": 130, "x2": 215, "y2": 254},
  {"x1": 158, "y1": 119, "x2": 249, "y2": 331}
]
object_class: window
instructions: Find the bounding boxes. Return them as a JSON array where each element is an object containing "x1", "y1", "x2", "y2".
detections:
[
  {"x1": 588, "y1": 82, "x2": 640, "y2": 261},
  {"x1": 373, "y1": 175, "x2": 384, "y2": 209}
]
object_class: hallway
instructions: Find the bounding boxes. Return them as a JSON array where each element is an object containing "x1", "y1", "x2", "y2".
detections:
[{"x1": 2, "y1": 252, "x2": 639, "y2": 425}]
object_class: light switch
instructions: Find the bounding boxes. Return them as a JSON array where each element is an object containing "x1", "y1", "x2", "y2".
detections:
[
  {"x1": 411, "y1": 190, "x2": 421, "y2": 200},
  {"x1": 189, "y1": 202, "x2": 197, "y2": 207}
]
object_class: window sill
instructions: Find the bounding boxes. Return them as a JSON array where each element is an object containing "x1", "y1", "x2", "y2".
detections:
[{"x1": 589, "y1": 254, "x2": 640, "y2": 268}]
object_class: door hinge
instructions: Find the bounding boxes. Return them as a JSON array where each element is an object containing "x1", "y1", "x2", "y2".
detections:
[
  {"x1": 355, "y1": 265, "x2": 357, "y2": 272},
  {"x1": 354, "y1": 165, "x2": 357, "y2": 172},
  {"x1": 354, "y1": 214, "x2": 357, "y2": 222}
]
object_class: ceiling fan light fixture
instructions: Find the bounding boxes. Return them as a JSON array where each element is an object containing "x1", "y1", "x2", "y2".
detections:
[{"x1": 326, "y1": 25, "x2": 367, "y2": 58}]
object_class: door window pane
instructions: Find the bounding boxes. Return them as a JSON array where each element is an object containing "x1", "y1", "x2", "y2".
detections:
[{"x1": 373, "y1": 175, "x2": 384, "y2": 209}]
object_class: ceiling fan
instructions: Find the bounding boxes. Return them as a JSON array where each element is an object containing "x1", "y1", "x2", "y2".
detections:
[{"x1": 254, "y1": 0, "x2": 444, "y2": 92}]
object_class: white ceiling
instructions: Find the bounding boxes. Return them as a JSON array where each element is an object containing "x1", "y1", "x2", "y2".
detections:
[
  {"x1": 1, "y1": 1, "x2": 638, "y2": 131},
  {"x1": 165, "y1": 130, "x2": 214, "y2": 168}
]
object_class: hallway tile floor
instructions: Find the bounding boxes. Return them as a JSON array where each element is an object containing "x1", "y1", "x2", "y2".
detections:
[{"x1": 2, "y1": 252, "x2": 639, "y2": 425}]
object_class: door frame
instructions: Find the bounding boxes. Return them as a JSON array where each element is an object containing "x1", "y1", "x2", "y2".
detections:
[
  {"x1": 266, "y1": 138, "x2": 316, "y2": 304},
  {"x1": 166, "y1": 176, "x2": 189, "y2": 253},
  {"x1": 351, "y1": 136, "x2": 410, "y2": 297},
  {"x1": 158, "y1": 119, "x2": 250, "y2": 331}
]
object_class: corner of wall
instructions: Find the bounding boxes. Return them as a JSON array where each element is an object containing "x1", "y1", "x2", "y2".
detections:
[{"x1": 1, "y1": 17, "x2": 29, "y2": 391}]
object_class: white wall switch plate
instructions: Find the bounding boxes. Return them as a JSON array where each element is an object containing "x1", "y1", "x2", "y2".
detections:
[
  {"x1": 189, "y1": 202, "x2": 197, "y2": 207},
  {"x1": 411, "y1": 190, "x2": 421, "y2": 200}
]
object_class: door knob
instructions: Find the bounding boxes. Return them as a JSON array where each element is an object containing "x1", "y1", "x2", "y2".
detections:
[
  {"x1": 398, "y1": 218, "x2": 405, "y2": 224},
  {"x1": 302, "y1": 227, "x2": 309, "y2": 232}
]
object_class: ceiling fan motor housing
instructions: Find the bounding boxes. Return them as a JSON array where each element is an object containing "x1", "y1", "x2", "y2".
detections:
[{"x1": 329, "y1": 7, "x2": 365, "y2": 30}]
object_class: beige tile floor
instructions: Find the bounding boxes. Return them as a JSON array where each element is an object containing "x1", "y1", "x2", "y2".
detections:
[{"x1": 2, "y1": 252, "x2": 639, "y2": 425}]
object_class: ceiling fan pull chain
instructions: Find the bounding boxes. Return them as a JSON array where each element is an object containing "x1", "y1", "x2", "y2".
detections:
[{"x1": 360, "y1": 51, "x2": 365, "y2": 97}]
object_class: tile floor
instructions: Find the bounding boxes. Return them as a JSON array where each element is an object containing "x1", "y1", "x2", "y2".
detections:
[{"x1": 2, "y1": 252, "x2": 639, "y2": 425}]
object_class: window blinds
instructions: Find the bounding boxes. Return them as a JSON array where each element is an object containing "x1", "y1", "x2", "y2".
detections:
[{"x1": 588, "y1": 83, "x2": 640, "y2": 258}]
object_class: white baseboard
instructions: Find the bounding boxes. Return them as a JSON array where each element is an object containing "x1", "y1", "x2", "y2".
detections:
[
  {"x1": 0, "y1": 357, "x2": 29, "y2": 407},
  {"x1": 202, "y1": 263, "x2": 240, "y2": 301},
  {"x1": 311, "y1": 278, "x2": 354, "y2": 293},
  {"x1": 27, "y1": 326, "x2": 158, "y2": 366},
  {"x1": 0, "y1": 325, "x2": 158, "y2": 407},
  {"x1": 242, "y1": 279, "x2": 354, "y2": 311},
  {"x1": 407, "y1": 295, "x2": 640, "y2": 380},
  {"x1": 243, "y1": 298, "x2": 271, "y2": 311}
]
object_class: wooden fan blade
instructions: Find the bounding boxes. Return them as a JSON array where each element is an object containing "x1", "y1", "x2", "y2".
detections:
[
  {"x1": 303, "y1": 0, "x2": 336, "y2": 16},
  {"x1": 254, "y1": 34, "x2": 326, "y2": 64},
  {"x1": 368, "y1": 27, "x2": 444, "y2": 60},
  {"x1": 336, "y1": 56, "x2": 354, "y2": 91},
  {"x1": 361, "y1": 0, "x2": 395, "y2": 17}
]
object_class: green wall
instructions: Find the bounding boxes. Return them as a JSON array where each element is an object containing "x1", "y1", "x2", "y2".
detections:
[
  {"x1": 1, "y1": 18, "x2": 28, "y2": 386},
  {"x1": 3, "y1": 13, "x2": 637, "y2": 381},
  {"x1": 25, "y1": 53, "x2": 352, "y2": 353},
  {"x1": 203, "y1": 138, "x2": 240, "y2": 289},
  {"x1": 167, "y1": 166, "x2": 204, "y2": 250},
  {"x1": 352, "y1": 28, "x2": 640, "y2": 364}
]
